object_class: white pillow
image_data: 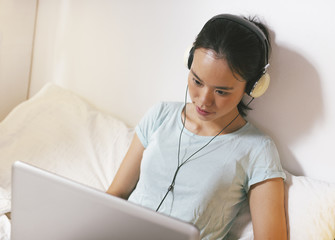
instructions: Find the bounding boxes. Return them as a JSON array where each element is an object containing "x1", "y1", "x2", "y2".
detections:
[
  {"x1": 228, "y1": 171, "x2": 335, "y2": 239},
  {"x1": 0, "y1": 84, "x2": 134, "y2": 212},
  {"x1": 0, "y1": 188, "x2": 10, "y2": 216},
  {"x1": 285, "y1": 171, "x2": 335, "y2": 239},
  {"x1": 0, "y1": 214, "x2": 10, "y2": 240}
]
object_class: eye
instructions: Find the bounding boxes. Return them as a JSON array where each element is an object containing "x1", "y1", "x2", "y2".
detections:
[
  {"x1": 215, "y1": 89, "x2": 229, "y2": 96},
  {"x1": 193, "y1": 78, "x2": 203, "y2": 87}
]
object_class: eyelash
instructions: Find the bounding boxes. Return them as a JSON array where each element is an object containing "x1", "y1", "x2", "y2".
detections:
[
  {"x1": 193, "y1": 78, "x2": 203, "y2": 86},
  {"x1": 216, "y1": 90, "x2": 228, "y2": 96},
  {"x1": 192, "y1": 78, "x2": 229, "y2": 96}
]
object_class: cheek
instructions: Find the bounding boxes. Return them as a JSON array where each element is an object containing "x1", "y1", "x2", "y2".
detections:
[{"x1": 215, "y1": 92, "x2": 245, "y2": 109}]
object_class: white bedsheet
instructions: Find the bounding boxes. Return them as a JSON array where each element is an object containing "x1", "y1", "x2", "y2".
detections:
[
  {"x1": 0, "y1": 188, "x2": 10, "y2": 216},
  {"x1": 0, "y1": 214, "x2": 10, "y2": 240},
  {"x1": 0, "y1": 187, "x2": 11, "y2": 239}
]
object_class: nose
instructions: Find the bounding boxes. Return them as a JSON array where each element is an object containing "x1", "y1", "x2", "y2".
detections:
[{"x1": 199, "y1": 87, "x2": 214, "y2": 107}]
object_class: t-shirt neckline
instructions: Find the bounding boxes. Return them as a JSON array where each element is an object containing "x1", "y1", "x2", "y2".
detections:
[{"x1": 177, "y1": 103, "x2": 250, "y2": 139}]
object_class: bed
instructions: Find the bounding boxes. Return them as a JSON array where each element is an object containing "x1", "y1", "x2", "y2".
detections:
[{"x1": 0, "y1": 84, "x2": 335, "y2": 239}]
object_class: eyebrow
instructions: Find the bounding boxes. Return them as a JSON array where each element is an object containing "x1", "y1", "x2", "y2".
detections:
[{"x1": 191, "y1": 69, "x2": 234, "y2": 90}]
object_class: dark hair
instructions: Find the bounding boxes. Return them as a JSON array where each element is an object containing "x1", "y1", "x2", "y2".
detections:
[{"x1": 191, "y1": 15, "x2": 272, "y2": 117}]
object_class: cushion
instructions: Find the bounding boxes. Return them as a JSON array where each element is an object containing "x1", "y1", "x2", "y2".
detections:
[
  {"x1": 228, "y1": 171, "x2": 335, "y2": 239},
  {"x1": 285, "y1": 171, "x2": 335, "y2": 239},
  {"x1": 0, "y1": 214, "x2": 10, "y2": 240},
  {"x1": 0, "y1": 83, "x2": 134, "y2": 212},
  {"x1": 0, "y1": 188, "x2": 10, "y2": 216}
]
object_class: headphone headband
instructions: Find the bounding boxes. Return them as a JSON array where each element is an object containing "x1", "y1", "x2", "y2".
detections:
[{"x1": 209, "y1": 14, "x2": 269, "y2": 68}]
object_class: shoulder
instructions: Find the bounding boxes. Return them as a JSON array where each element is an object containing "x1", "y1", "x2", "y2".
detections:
[
  {"x1": 136, "y1": 102, "x2": 184, "y2": 146},
  {"x1": 144, "y1": 101, "x2": 184, "y2": 122},
  {"x1": 154, "y1": 101, "x2": 184, "y2": 113},
  {"x1": 236, "y1": 122, "x2": 274, "y2": 148},
  {"x1": 238, "y1": 123, "x2": 285, "y2": 189},
  {"x1": 236, "y1": 123, "x2": 282, "y2": 170}
]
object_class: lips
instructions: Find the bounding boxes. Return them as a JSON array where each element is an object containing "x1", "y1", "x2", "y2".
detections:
[{"x1": 196, "y1": 106, "x2": 212, "y2": 116}]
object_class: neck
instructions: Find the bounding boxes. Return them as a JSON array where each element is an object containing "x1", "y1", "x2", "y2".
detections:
[{"x1": 182, "y1": 104, "x2": 246, "y2": 136}]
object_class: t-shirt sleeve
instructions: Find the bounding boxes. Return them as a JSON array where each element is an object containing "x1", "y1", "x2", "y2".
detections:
[
  {"x1": 245, "y1": 138, "x2": 286, "y2": 192},
  {"x1": 135, "y1": 102, "x2": 166, "y2": 148}
]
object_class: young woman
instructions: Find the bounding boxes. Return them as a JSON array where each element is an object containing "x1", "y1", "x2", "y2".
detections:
[{"x1": 107, "y1": 14, "x2": 287, "y2": 239}]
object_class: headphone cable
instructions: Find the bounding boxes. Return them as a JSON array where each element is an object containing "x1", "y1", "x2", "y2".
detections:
[{"x1": 156, "y1": 94, "x2": 254, "y2": 212}]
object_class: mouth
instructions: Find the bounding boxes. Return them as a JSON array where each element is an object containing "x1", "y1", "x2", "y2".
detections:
[{"x1": 196, "y1": 106, "x2": 213, "y2": 116}]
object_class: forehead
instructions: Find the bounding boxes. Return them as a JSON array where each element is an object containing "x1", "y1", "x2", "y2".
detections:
[{"x1": 191, "y1": 48, "x2": 244, "y2": 86}]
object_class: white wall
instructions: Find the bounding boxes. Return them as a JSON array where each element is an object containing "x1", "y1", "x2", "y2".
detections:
[
  {"x1": 20, "y1": 0, "x2": 335, "y2": 182},
  {"x1": 0, "y1": 0, "x2": 37, "y2": 120}
]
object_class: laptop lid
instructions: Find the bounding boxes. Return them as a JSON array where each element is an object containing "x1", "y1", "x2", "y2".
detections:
[{"x1": 11, "y1": 161, "x2": 200, "y2": 240}]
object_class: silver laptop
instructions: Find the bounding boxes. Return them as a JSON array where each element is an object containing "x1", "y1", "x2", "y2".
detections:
[{"x1": 11, "y1": 161, "x2": 200, "y2": 240}]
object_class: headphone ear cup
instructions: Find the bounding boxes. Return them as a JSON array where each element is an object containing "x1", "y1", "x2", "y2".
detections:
[{"x1": 249, "y1": 73, "x2": 270, "y2": 98}]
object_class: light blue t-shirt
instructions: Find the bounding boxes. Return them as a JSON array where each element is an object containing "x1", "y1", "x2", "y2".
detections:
[{"x1": 128, "y1": 102, "x2": 285, "y2": 240}]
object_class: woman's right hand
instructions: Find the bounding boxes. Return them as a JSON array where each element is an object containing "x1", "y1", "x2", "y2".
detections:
[{"x1": 106, "y1": 134, "x2": 145, "y2": 199}]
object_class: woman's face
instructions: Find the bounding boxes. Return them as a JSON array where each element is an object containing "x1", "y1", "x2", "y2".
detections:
[{"x1": 188, "y1": 48, "x2": 246, "y2": 126}]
